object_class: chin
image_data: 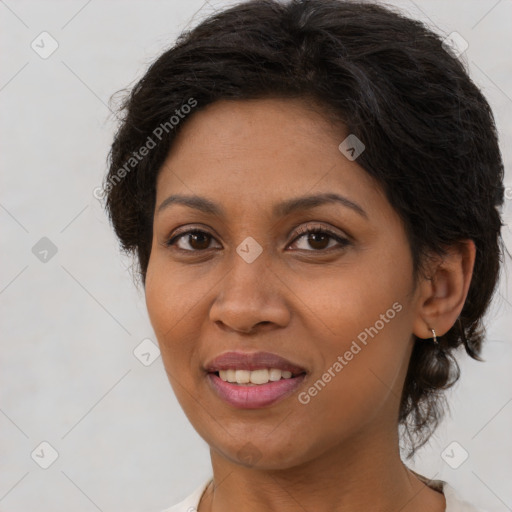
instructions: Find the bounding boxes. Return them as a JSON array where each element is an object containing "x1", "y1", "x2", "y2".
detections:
[{"x1": 209, "y1": 434, "x2": 313, "y2": 471}]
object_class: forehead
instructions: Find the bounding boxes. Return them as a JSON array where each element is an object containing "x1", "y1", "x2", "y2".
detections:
[{"x1": 155, "y1": 98, "x2": 385, "y2": 219}]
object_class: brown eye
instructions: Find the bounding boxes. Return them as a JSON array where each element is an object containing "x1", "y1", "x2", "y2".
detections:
[
  {"x1": 304, "y1": 232, "x2": 330, "y2": 250},
  {"x1": 166, "y1": 230, "x2": 220, "y2": 251},
  {"x1": 290, "y1": 226, "x2": 350, "y2": 252}
]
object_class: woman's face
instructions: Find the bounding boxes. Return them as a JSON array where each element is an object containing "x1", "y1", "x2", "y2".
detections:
[{"x1": 145, "y1": 98, "x2": 423, "y2": 469}]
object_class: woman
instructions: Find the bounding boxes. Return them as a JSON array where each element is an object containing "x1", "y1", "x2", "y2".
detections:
[{"x1": 102, "y1": 1, "x2": 505, "y2": 511}]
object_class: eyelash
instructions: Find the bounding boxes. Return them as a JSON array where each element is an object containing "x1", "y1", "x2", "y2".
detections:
[{"x1": 165, "y1": 225, "x2": 350, "y2": 253}]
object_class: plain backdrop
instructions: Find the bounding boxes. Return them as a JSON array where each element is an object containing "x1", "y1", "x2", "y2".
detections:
[{"x1": 1, "y1": 1, "x2": 511, "y2": 511}]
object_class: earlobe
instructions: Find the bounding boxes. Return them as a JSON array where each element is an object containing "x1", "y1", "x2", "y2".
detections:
[{"x1": 413, "y1": 240, "x2": 476, "y2": 340}]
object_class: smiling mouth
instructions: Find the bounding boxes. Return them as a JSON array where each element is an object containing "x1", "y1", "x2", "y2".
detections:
[
  {"x1": 207, "y1": 371, "x2": 307, "y2": 409},
  {"x1": 204, "y1": 350, "x2": 308, "y2": 408}
]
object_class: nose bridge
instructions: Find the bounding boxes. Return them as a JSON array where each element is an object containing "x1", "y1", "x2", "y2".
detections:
[
  {"x1": 209, "y1": 236, "x2": 290, "y2": 332},
  {"x1": 222, "y1": 235, "x2": 272, "y2": 302}
]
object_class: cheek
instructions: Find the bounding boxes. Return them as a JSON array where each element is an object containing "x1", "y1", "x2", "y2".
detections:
[
  {"x1": 293, "y1": 295, "x2": 413, "y2": 456},
  {"x1": 145, "y1": 267, "x2": 209, "y2": 421},
  {"x1": 144, "y1": 258, "x2": 201, "y2": 370},
  {"x1": 292, "y1": 246, "x2": 414, "y2": 424},
  {"x1": 288, "y1": 237, "x2": 412, "y2": 346}
]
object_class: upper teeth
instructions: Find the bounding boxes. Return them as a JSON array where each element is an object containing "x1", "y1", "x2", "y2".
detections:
[{"x1": 218, "y1": 368, "x2": 293, "y2": 384}]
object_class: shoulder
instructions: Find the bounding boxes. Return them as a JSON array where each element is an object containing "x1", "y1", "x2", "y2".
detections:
[{"x1": 159, "y1": 479, "x2": 212, "y2": 512}]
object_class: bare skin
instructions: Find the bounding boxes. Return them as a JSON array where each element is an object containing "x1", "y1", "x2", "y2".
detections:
[{"x1": 144, "y1": 98, "x2": 475, "y2": 512}]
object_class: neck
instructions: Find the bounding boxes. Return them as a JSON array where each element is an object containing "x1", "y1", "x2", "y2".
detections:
[{"x1": 199, "y1": 426, "x2": 445, "y2": 512}]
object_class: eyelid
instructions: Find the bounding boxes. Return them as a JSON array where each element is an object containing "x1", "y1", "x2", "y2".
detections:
[
  {"x1": 291, "y1": 223, "x2": 349, "y2": 241},
  {"x1": 166, "y1": 223, "x2": 220, "y2": 242}
]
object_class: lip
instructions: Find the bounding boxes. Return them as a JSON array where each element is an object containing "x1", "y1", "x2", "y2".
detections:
[
  {"x1": 204, "y1": 351, "x2": 307, "y2": 374},
  {"x1": 207, "y1": 373, "x2": 307, "y2": 409},
  {"x1": 204, "y1": 351, "x2": 308, "y2": 409}
]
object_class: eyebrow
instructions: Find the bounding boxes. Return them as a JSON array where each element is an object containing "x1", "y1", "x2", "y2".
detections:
[{"x1": 157, "y1": 192, "x2": 367, "y2": 219}]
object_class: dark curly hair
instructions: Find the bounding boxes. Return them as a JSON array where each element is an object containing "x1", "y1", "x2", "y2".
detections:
[{"x1": 102, "y1": 0, "x2": 505, "y2": 456}]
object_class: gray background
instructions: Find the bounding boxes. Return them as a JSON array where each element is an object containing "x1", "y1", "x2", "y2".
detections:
[{"x1": 1, "y1": 1, "x2": 511, "y2": 511}]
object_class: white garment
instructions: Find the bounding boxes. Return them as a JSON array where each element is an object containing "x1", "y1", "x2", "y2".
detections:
[{"x1": 160, "y1": 476, "x2": 486, "y2": 512}]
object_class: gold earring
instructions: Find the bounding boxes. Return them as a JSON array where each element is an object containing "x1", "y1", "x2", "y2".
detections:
[{"x1": 431, "y1": 328, "x2": 438, "y2": 345}]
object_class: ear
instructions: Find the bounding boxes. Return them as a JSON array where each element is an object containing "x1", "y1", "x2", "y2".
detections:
[{"x1": 412, "y1": 240, "x2": 476, "y2": 339}]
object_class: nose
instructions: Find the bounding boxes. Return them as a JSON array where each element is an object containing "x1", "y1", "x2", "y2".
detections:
[{"x1": 208, "y1": 250, "x2": 291, "y2": 335}]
